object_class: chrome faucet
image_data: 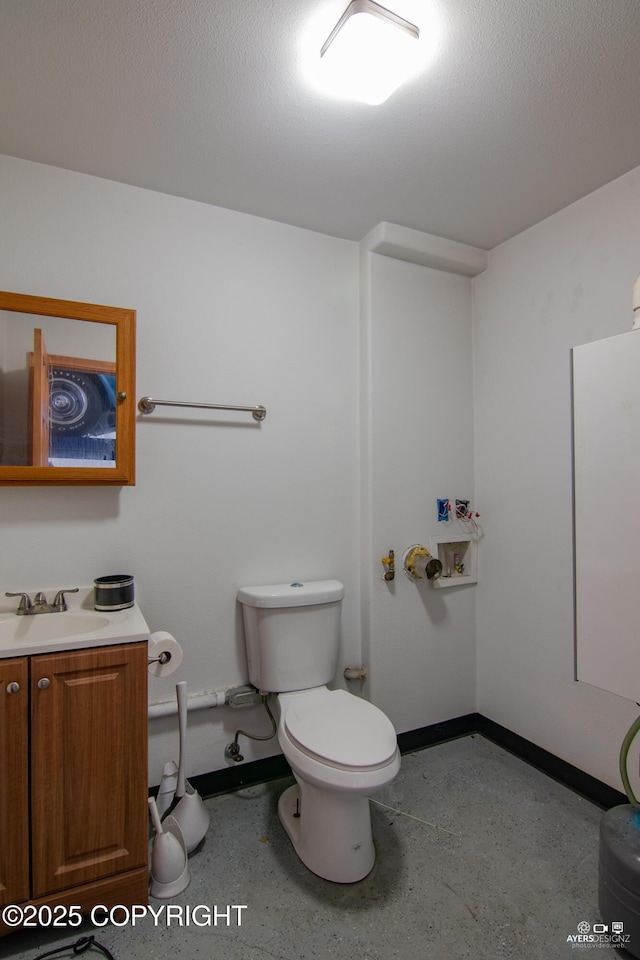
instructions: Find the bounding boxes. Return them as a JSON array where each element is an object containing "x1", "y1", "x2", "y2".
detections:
[
  {"x1": 33, "y1": 592, "x2": 55, "y2": 613},
  {"x1": 5, "y1": 588, "x2": 79, "y2": 615}
]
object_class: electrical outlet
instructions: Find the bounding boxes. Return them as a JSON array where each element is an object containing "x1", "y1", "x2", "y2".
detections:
[{"x1": 437, "y1": 499, "x2": 450, "y2": 522}]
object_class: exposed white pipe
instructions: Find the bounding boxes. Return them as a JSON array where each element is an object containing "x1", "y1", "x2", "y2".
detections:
[
  {"x1": 633, "y1": 272, "x2": 640, "y2": 331},
  {"x1": 148, "y1": 688, "x2": 226, "y2": 720},
  {"x1": 343, "y1": 665, "x2": 368, "y2": 681}
]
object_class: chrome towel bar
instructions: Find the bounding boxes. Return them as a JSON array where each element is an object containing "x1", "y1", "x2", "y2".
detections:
[{"x1": 138, "y1": 397, "x2": 267, "y2": 421}]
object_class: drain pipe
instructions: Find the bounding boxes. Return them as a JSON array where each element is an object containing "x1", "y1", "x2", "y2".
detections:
[
  {"x1": 633, "y1": 272, "x2": 640, "y2": 331},
  {"x1": 148, "y1": 684, "x2": 261, "y2": 720},
  {"x1": 148, "y1": 688, "x2": 226, "y2": 720}
]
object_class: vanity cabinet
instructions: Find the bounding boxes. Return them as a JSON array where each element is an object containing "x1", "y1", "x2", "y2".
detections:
[
  {"x1": 0, "y1": 642, "x2": 148, "y2": 933},
  {"x1": 0, "y1": 658, "x2": 29, "y2": 906}
]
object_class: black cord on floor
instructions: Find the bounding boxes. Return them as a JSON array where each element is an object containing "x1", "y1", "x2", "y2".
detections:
[{"x1": 33, "y1": 935, "x2": 115, "y2": 960}]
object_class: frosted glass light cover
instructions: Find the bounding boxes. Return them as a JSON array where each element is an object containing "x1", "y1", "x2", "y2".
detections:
[{"x1": 320, "y1": 1, "x2": 421, "y2": 105}]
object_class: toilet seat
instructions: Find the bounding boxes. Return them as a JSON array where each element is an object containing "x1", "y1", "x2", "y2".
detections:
[{"x1": 282, "y1": 688, "x2": 397, "y2": 769}]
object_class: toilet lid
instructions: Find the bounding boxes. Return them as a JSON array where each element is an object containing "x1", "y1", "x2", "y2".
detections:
[{"x1": 283, "y1": 689, "x2": 397, "y2": 768}]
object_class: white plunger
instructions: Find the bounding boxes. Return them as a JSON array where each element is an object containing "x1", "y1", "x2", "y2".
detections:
[{"x1": 170, "y1": 681, "x2": 210, "y2": 853}]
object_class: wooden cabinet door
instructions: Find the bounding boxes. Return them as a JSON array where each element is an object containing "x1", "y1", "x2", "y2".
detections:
[
  {"x1": 30, "y1": 643, "x2": 147, "y2": 898},
  {"x1": 0, "y1": 658, "x2": 30, "y2": 906}
]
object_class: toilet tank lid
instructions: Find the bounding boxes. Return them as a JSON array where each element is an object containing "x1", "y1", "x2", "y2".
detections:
[{"x1": 237, "y1": 580, "x2": 344, "y2": 608}]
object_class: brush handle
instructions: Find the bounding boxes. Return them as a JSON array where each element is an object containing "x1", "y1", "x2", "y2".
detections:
[
  {"x1": 176, "y1": 681, "x2": 188, "y2": 799},
  {"x1": 148, "y1": 796, "x2": 164, "y2": 836}
]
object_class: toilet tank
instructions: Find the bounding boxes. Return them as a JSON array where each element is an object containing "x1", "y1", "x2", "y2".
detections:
[{"x1": 237, "y1": 580, "x2": 344, "y2": 692}]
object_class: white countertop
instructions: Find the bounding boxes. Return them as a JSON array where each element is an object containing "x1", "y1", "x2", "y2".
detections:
[{"x1": 0, "y1": 586, "x2": 150, "y2": 658}]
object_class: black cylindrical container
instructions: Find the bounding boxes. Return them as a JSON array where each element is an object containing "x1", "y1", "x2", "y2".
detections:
[{"x1": 94, "y1": 574, "x2": 135, "y2": 611}]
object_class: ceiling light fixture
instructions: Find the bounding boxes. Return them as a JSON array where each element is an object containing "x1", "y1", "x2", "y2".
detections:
[{"x1": 319, "y1": 0, "x2": 421, "y2": 105}]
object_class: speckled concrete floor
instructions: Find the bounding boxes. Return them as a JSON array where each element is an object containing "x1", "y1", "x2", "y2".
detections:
[{"x1": 4, "y1": 735, "x2": 609, "y2": 960}]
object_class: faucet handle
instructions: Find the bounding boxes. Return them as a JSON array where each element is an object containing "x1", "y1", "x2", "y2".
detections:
[
  {"x1": 5, "y1": 592, "x2": 33, "y2": 614},
  {"x1": 52, "y1": 588, "x2": 79, "y2": 611}
]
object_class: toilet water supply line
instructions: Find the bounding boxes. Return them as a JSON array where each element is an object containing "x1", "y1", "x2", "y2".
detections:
[
  {"x1": 225, "y1": 696, "x2": 277, "y2": 763},
  {"x1": 148, "y1": 683, "x2": 277, "y2": 761}
]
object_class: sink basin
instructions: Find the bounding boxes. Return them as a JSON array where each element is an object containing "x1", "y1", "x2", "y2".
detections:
[
  {"x1": 0, "y1": 587, "x2": 150, "y2": 657},
  {"x1": 0, "y1": 613, "x2": 110, "y2": 644}
]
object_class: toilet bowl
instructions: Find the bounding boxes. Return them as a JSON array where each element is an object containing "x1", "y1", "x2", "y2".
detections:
[
  {"x1": 237, "y1": 579, "x2": 400, "y2": 883},
  {"x1": 276, "y1": 688, "x2": 400, "y2": 883}
]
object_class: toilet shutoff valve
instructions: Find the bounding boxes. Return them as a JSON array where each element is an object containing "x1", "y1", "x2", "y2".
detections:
[{"x1": 225, "y1": 741, "x2": 244, "y2": 762}]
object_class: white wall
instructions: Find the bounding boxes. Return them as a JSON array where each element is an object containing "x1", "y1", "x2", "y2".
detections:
[
  {"x1": 361, "y1": 249, "x2": 476, "y2": 732},
  {"x1": 0, "y1": 155, "x2": 481, "y2": 786},
  {"x1": 0, "y1": 155, "x2": 360, "y2": 783},
  {"x1": 11, "y1": 147, "x2": 635, "y2": 796},
  {"x1": 473, "y1": 164, "x2": 640, "y2": 789}
]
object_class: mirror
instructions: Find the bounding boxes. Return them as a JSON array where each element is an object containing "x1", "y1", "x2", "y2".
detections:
[
  {"x1": 0, "y1": 291, "x2": 135, "y2": 485},
  {"x1": 573, "y1": 330, "x2": 640, "y2": 703}
]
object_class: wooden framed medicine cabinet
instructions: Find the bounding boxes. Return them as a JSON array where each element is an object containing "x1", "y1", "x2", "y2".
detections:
[{"x1": 0, "y1": 291, "x2": 135, "y2": 485}]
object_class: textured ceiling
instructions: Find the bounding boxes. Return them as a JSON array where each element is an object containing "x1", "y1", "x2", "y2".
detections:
[{"x1": 1, "y1": 0, "x2": 639, "y2": 249}]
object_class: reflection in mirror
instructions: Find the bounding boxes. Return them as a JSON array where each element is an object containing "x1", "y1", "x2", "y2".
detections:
[
  {"x1": 0, "y1": 312, "x2": 116, "y2": 467},
  {"x1": 0, "y1": 291, "x2": 135, "y2": 486}
]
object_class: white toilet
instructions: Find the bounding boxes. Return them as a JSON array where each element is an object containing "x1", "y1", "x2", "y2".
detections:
[{"x1": 237, "y1": 579, "x2": 400, "y2": 883}]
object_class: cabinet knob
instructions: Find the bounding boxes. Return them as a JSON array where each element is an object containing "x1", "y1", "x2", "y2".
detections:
[
  {"x1": 37, "y1": 677, "x2": 50, "y2": 690},
  {"x1": 6, "y1": 681, "x2": 20, "y2": 694}
]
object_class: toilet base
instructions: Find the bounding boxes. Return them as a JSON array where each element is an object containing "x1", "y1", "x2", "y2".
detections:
[{"x1": 278, "y1": 782, "x2": 376, "y2": 883}]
